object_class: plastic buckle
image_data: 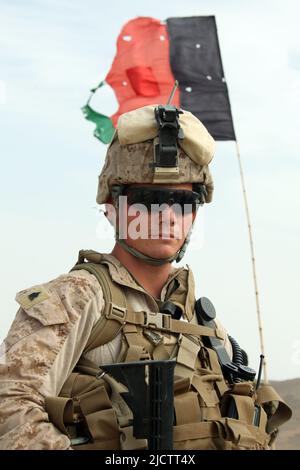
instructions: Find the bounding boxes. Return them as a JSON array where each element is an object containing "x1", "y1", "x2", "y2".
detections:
[
  {"x1": 143, "y1": 311, "x2": 163, "y2": 329},
  {"x1": 107, "y1": 302, "x2": 127, "y2": 320},
  {"x1": 162, "y1": 313, "x2": 171, "y2": 330},
  {"x1": 143, "y1": 312, "x2": 171, "y2": 331}
]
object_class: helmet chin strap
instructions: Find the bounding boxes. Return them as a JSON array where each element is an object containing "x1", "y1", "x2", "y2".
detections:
[
  {"x1": 116, "y1": 236, "x2": 175, "y2": 266},
  {"x1": 115, "y1": 222, "x2": 195, "y2": 266}
]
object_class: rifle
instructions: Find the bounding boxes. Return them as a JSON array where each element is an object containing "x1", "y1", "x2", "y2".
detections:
[{"x1": 101, "y1": 359, "x2": 176, "y2": 450}]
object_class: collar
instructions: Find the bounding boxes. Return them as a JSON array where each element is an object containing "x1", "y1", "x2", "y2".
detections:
[{"x1": 100, "y1": 253, "x2": 186, "y2": 300}]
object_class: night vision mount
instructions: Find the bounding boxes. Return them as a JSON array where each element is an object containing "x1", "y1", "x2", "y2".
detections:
[{"x1": 152, "y1": 82, "x2": 184, "y2": 182}]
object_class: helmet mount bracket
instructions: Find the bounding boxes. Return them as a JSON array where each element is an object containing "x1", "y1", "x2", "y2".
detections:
[{"x1": 150, "y1": 105, "x2": 184, "y2": 182}]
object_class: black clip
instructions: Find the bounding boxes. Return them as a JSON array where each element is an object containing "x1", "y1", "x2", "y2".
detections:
[{"x1": 153, "y1": 105, "x2": 184, "y2": 169}]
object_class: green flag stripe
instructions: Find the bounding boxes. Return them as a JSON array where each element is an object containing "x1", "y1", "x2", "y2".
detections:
[{"x1": 82, "y1": 104, "x2": 115, "y2": 144}]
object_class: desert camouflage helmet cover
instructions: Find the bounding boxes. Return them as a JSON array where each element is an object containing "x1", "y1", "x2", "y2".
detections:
[{"x1": 96, "y1": 105, "x2": 216, "y2": 204}]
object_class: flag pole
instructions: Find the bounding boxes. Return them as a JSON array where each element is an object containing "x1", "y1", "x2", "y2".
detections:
[
  {"x1": 235, "y1": 140, "x2": 268, "y2": 383},
  {"x1": 86, "y1": 81, "x2": 105, "y2": 105}
]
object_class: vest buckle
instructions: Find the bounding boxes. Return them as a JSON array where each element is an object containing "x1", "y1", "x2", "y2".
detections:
[
  {"x1": 107, "y1": 302, "x2": 127, "y2": 320},
  {"x1": 143, "y1": 311, "x2": 171, "y2": 331}
]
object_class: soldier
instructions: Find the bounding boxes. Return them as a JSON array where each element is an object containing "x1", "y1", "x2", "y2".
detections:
[{"x1": 0, "y1": 104, "x2": 291, "y2": 450}]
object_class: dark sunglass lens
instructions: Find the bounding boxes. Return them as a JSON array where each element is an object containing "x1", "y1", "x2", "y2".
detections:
[
  {"x1": 126, "y1": 191, "x2": 138, "y2": 206},
  {"x1": 125, "y1": 188, "x2": 200, "y2": 213},
  {"x1": 177, "y1": 192, "x2": 199, "y2": 212}
]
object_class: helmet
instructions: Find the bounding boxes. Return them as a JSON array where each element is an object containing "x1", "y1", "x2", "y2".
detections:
[
  {"x1": 96, "y1": 104, "x2": 216, "y2": 265},
  {"x1": 96, "y1": 105, "x2": 215, "y2": 205}
]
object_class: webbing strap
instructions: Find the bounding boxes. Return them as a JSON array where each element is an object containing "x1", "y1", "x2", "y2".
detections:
[
  {"x1": 122, "y1": 323, "x2": 154, "y2": 362},
  {"x1": 71, "y1": 250, "x2": 210, "y2": 349},
  {"x1": 107, "y1": 307, "x2": 217, "y2": 337},
  {"x1": 173, "y1": 421, "x2": 218, "y2": 442},
  {"x1": 70, "y1": 258, "x2": 128, "y2": 351},
  {"x1": 77, "y1": 249, "x2": 103, "y2": 264}
]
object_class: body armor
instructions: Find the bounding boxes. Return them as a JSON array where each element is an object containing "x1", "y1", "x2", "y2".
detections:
[{"x1": 45, "y1": 250, "x2": 291, "y2": 450}]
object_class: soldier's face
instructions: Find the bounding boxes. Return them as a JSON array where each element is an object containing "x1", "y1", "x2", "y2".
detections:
[{"x1": 116, "y1": 183, "x2": 197, "y2": 260}]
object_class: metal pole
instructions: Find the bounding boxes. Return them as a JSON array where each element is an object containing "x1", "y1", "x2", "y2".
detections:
[{"x1": 235, "y1": 140, "x2": 268, "y2": 383}]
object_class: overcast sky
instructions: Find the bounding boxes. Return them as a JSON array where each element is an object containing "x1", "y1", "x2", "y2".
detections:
[{"x1": 0, "y1": 0, "x2": 299, "y2": 380}]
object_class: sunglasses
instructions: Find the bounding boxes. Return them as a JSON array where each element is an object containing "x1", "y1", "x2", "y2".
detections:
[{"x1": 123, "y1": 186, "x2": 201, "y2": 213}]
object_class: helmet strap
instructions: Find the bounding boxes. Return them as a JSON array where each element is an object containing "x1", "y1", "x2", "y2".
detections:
[
  {"x1": 115, "y1": 235, "x2": 175, "y2": 266},
  {"x1": 115, "y1": 220, "x2": 195, "y2": 266}
]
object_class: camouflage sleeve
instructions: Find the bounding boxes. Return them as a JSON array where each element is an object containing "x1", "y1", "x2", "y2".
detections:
[{"x1": 0, "y1": 270, "x2": 104, "y2": 450}]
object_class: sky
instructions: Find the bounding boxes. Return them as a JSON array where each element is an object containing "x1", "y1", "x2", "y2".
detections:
[{"x1": 0, "y1": 0, "x2": 300, "y2": 380}]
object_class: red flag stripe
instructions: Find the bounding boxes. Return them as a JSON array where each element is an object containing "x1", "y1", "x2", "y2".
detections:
[{"x1": 105, "y1": 16, "x2": 179, "y2": 127}]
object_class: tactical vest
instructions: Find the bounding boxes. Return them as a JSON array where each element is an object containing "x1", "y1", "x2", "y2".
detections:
[{"x1": 45, "y1": 250, "x2": 291, "y2": 450}]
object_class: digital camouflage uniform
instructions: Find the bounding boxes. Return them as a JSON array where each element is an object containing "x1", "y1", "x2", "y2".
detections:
[{"x1": 0, "y1": 256, "x2": 232, "y2": 449}]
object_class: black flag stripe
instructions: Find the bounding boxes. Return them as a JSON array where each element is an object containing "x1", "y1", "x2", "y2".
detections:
[{"x1": 167, "y1": 16, "x2": 236, "y2": 141}]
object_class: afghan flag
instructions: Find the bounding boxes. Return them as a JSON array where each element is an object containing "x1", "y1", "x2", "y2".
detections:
[{"x1": 83, "y1": 16, "x2": 235, "y2": 144}]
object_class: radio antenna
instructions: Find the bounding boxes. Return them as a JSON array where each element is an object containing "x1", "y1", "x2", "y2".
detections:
[{"x1": 167, "y1": 80, "x2": 179, "y2": 105}]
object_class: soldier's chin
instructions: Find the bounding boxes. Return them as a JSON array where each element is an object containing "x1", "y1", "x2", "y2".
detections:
[{"x1": 138, "y1": 239, "x2": 181, "y2": 260}]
